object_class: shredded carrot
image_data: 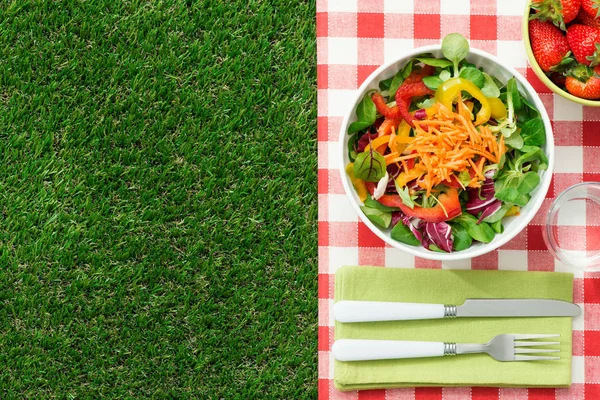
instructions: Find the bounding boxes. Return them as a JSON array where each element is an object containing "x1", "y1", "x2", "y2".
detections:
[
  {"x1": 354, "y1": 96, "x2": 505, "y2": 196},
  {"x1": 384, "y1": 152, "x2": 400, "y2": 160},
  {"x1": 468, "y1": 159, "x2": 484, "y2": 180},
  {"x1": 384, "y1": 152, "x2": 400, "y2": 165},
  {"x1": 396, "y1": 161, "x2": 405, "y2": 172},
  {"x1": 386, "y1": 152, "x2": 419, "y2": 165},
  {"x1": 399, "y1": 98, "x2": 505, "y2": 195},
  {"x1": 389, "y1": 128, "x2": 397, "y2": 150},
  {"x1": 478, "y1": 156, "x2": 485, "y2": 174},
  {"x1": 416, "y1": 120, "x2": 456, "y2": 127},
  {"x1": 395, "y1": 153, "x2": 419, "y2": 161}
]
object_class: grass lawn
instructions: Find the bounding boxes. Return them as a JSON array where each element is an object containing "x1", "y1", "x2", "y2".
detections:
[{"x1": 0, "y1": 0, "x2": 316, "y2": 398}]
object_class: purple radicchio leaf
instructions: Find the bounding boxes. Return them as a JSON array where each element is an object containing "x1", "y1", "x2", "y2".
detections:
[
  {"x1": 387, "y1": 162, "x2": 401, "y2": 178},
  {"x1": 421, "y1": 234, "x2": 434, "y2": 250},
  {"x1": 356, "y1": 132, "x2": 378, "y2": 152},
  {"x1": 391, "y1": 211, "x2": 423, "y2": 241},
  {"x1": 476, "y1": 199, "x2": 502, "y2": 224},
  {"x1": 484, "y1": 168, "x2": 497, "y2": 180},
  {"x1": 407, "y1": 179, "x2": 421, "y2": 192},
  {"x1": 391, "y1": 211, "x2": 403, "y2": 228},
  {"x1": 386, "y1": 179, "x2": 398, "y2": 194},
  {"x1": 414, "y1": 109, "x2": 428, "y2": 120},
  {"x1": 466, "y1": 178, "x2": 496, "y2": 215},
  {"x1": 483, "y1": 178, "x2": 495, "y2": 193},
  {"x1": 402, "y1": 213, "x2": 417, "y2": 227},
  {"x1": 385, "y1": 163, "x2": 401, "y2": 193},
  {"x1": 424, "y1": 221, "x2": 454, "y2": 253},
  {"x1": 405, "y1": 217, "x2": 423, "y2": 242}
]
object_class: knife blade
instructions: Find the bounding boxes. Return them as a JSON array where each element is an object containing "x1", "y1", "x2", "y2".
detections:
[
  {"x1": 456, "y1": 298, "x2": 580, "y2": 317},
  {"x1": 333, "y1": 299, "x2": 581, "y2": 323}
]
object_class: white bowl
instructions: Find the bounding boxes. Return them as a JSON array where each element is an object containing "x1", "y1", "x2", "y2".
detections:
[{"x1": 338, "y1": 45, "x2": 554, "y2": 261}]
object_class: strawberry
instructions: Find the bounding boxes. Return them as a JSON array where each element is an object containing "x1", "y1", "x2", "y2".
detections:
[
  {"x1": 567, "y1": 24, "x2": 600, "y2": 65},
  {"x1": 565, "y1": 64, "x2": 600, "y2": 98},
  {"x1": 576, "y1": 7, "x2": 600, "y2": 27},
  {"x1": 531, "y1": 0, "x2": 582, "y2": 29},
  {"x1": 529, "y1": 20, "x2": 573, "y2": 72},
  {"x1": 582, "y1": 0, "x2": 600, "y2": 17}
]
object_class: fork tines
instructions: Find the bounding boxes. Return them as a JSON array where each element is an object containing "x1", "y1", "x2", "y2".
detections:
[
  {"x1": 513, "y1": 334, "x2": 561, "y2": 361},
  {"x1": 513, "y1": 334, "x2": 560, "y2": 340}
]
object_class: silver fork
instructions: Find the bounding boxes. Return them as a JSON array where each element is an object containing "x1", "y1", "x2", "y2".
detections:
[{"x1": 332, "y1": 334, "x2": 560, "y2": 362}]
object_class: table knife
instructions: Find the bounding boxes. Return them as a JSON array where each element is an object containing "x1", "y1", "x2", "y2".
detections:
[{"x1": 333, "y1": 299, "x2": 581, "y2": 323}]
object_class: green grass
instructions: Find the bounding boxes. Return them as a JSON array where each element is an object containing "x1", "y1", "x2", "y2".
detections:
[{"x1": 0, "y1": 0, "x2": 316, "y2": 398}]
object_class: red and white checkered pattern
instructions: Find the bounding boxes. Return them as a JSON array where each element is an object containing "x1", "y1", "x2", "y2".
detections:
[{"x1": 317, "y1": 0, "x2": 600, "y2": 398}]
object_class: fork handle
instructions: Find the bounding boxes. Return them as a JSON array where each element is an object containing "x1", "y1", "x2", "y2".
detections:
[
  {"x1": 333, "y1": 300, "x2": 446, "y2": 322},
  {"x1": 332, "y1": 339, "x2": 446, "y2": 361}
]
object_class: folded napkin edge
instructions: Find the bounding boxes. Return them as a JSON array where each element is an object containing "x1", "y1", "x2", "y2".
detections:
[{"x1": 333, "y1": 381, "x2": 573, "y2": 391}]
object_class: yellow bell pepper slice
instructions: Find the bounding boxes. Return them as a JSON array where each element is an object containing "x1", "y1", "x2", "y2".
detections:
[
  {"x1": 435, "y1": 78, "x2": 491, "y2": 126},
  {"x1": 395, "y1": 136, "x2": 415, "y2": 144},
  {"x1": 394, "y1": 120, "x2": 411, "y2": 154},
  {"x1": 395, "y1": 167, "x2": 425, "y2": 188},
  {"x1": 488, "y1": 97, "x2": 507, "y2": 120},
  {"x1": 363, "y1": 135, "x2": 391, "y2": 154},
  {"x1": 505, "y1": 205, "x2": 520, "y2": 217},
  {"x1": 346, "y1": 163, "x2": 368, "y2": 202}
]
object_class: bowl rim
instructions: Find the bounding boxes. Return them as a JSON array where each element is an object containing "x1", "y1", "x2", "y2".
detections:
[
  {"x1": 338, "y1": 45, "x2": 555, "y2": 261},
  {"x1": 522, "y1": 0, "x2": 600, "y2": 107}
]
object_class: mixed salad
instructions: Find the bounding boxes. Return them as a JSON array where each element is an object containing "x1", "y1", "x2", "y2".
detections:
[{"x1": 346, "y1": 33, "x2": 548, "y2": 253}]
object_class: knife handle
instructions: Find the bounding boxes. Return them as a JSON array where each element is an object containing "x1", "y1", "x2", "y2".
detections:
[
  {"x1": 332, "y1": 339, "x2": 446, "y2": 361},
  {"x1": 333, "y1": 300, "x2": 446, "y2": 322}
]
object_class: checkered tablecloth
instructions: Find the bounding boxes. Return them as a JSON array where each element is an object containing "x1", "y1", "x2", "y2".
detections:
[{"x1": 317, "y1": 0, "x2": 600, "y2": 398}]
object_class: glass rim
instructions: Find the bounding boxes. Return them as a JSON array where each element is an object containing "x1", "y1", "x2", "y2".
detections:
[{"x1": 543, "y1": 182, "x2": 600, "y2": 270}]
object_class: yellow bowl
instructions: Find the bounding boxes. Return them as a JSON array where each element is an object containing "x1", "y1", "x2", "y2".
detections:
[{"x1": 522, "y1": 0, "x2": 600, "y2": 106}]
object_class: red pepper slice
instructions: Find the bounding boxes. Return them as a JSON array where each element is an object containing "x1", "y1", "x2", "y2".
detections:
[
  {"x1": 403, "y1": 65, "x2": 434, "y2": 85},
  {"x1": 371, "y1": 92, "x2": 400, "y2": 119},
  {"x1": 364, "y1": 182, "x2": 462, "y2": 223},
  {"x1": 396, "y1": 81, "x2": 435, "y2": 128},
  {"x1": 364, "y1": 181, "x2": 403, "y2": 208},
  {"x1": 397, "y1": 188, "x2": 462, "y2": 223},
  {"x1": 406, "y1": 156, "x2": 416, "y2": 171},
  {"x1": 371, "y1": 65, "x2": 435, "y2": 122}
]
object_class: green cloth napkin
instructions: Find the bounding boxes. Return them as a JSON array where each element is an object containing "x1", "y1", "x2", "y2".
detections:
[{"x1": 334, "y1": 266, "x2": 574, "y2": 391}]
